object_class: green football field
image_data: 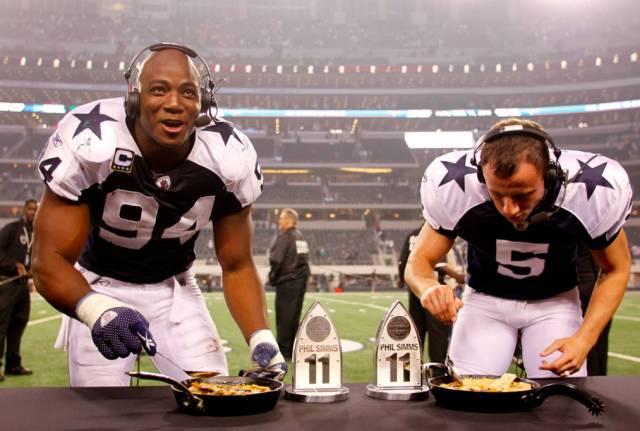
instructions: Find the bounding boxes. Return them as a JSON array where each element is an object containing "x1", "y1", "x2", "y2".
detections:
[{"x1": 5, "y1": 290, "x2": 640, "y2": 387}]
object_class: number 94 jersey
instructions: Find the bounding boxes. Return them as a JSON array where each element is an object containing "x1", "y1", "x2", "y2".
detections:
[
  {"x1": 37, "y1": 98, "x2": 263, "y2": 283},
  {"x1": 420, "y1": 149, "x2": 632, "y2": 300}
]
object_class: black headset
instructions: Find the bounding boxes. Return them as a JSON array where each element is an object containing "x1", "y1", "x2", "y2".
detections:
[
  {"x1": 123, "y1": 42, "x2": 217, "y2": 125},
  {"x1": 470, "y1": 124, "x2": 565, "y2": 190}
]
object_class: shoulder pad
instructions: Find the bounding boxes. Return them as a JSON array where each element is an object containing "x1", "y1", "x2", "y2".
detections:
[{"x1": 420, "y1": 150, "x2": 488, "y2": 231}]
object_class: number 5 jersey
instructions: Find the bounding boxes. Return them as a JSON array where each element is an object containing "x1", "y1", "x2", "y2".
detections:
[
  {"x1": 420, "y1": 149, "x2": 632, "y2": 300},
  {"x1": 37, "y1": 97, "x2": 263, "y2": 283}
]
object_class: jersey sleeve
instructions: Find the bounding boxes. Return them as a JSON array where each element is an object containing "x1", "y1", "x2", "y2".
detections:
[
  {"x1": 226, "y1": 128, "x2": 263, "y2": 208},
  {"x1": 36, "y1": 101, "x2": 118, "y2": 202},
  {"x1": 564, "y1": 154, "x2": 632, "y2": 249},
  {"x1": 420, "y1": 150, "x2": 485, "y2": 238}
]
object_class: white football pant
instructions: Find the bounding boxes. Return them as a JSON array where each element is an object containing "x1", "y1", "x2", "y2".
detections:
[
  {"x1": 448, "y1": 286, "x2": 587, "y2": 378},
  {"x1": 55, "y1": 266, "x2": 228, "y2": 386}
]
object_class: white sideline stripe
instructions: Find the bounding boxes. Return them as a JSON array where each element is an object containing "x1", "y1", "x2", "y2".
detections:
[
  {"x1": 614, "y1": 315, "x2": 640, "y2": 322},
  {"x1": 311, "y1": 296, "x2": 388, "y2": 311},
  {"x1": 608, "y1": 352, "x2": 640, "y2": 363},
  {"x1": 28, "y1": 314, "x2": 62, "y2": 326}
]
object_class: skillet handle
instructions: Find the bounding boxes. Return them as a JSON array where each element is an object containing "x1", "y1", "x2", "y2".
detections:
[
  {"x1": 521, "y1": 383, "x2": 605, "y2": 416},
  {"x1": 127, "y1": 371, "x2": 205, "y2": 413},
  {"x1": 421, "y1": 362, "x2": 449, "y2": 389}
]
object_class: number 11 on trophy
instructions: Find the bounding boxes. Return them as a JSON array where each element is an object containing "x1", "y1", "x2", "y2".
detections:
[
  {"x1": 285, "y1": 300, "x2": 349, "y2": 402},
  {"x1": 366, "y1": 300, "x2": 429, "y2": 400}
]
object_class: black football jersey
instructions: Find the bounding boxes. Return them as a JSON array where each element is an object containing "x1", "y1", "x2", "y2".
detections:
[
  {"x1": 420, "y1": 149, "x2": 632, "y2": 300},
  {"x1": 37, "y1": 98, "x2": 263, "y2": 283}
]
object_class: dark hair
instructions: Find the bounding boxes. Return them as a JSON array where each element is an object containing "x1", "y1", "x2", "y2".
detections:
[
  {"x1": 479, "y1": 119, "x2": 549, "y2": 179},
  {"x1": 24, "y1": 199, "x2": 38, "y2": 207}
]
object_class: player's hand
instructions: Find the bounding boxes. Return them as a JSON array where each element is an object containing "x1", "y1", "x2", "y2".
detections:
[
  {"x1": 75, "y1": 292, "x2": 157, "y2": 360},
  {"x1": 15, "y1": 263, "x2": 28, "y2": 277},
  {"x1": 248, "y1": 329, "x2": 288, "y2": 378},
  {"x1": 539, "y1": 335, "x2": 590, "y2": 377},
  {"x1": 420, "y1": 284, "x2": 464, "y2": 325}
]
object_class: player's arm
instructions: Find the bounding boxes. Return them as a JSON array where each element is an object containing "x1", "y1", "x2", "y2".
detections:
[
  {"x1": 31, "y1": 186, "x2": 92, "y2": 315},
  {"x1": 405, "y1": 223, "x2": 461, "y2": 324},
  {"x1": 540, "y1": 229, "x2": 631, "y2": 375},
  {"x1": 31, "y1": 187, "x2": 156, "y2": 359},
  {"x1": 215, "y1": 205, "x2": 285, "y2": 371}
]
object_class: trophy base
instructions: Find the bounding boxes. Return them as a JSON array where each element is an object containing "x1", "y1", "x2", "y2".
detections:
[
  {"x1": 365, "y1": 384, "x2": 430, "y2": 401},
  {"x1": 285, "y1": 386, "x2": 350, "y2": 403}
]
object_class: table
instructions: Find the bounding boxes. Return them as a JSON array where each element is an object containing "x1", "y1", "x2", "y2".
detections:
[{"x1": 1, "y1": 377, "x2": 638, "y2": 430}]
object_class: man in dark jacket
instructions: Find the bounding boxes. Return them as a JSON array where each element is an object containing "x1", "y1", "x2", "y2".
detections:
[
  {"x1": 269, "y1": 208, "x2": 310, "y2": 360},
  {"x1": 0, "y1": 199, "x2": 38, "y2": 381}
]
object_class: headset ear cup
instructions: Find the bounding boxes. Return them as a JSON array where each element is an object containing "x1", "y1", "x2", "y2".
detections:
[
  {"x1": 476, "y1": 166, "x2": 485, "y2": 184},
  {"x1": 125, "y1": 90, "x2": 140, "y2": 120},
  {"x1": 199, "y1": 87, "x2": 209, "y2": 113},
  {"x1": 544, "y1": 162, "x2": 562, "y2": 189}
]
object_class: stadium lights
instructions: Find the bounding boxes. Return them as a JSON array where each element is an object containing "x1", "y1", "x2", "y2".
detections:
[
  {"x1": 230, "y1": 64, "x2": 236, "y2": 72},
  {"x1": 527, "y1": 62, "x2": 534, "y2": 71},
  {"x1": 370, "y1": 65, "x2": 376, "y2": 74},
  {"x1": 401, "y1": 65, "x2": 407, "y2": 74},
  {"x1": 214, "y1": 64, "x2": 221, "y2": 73},
  {"x1": 613, "y1": 54, "x2": 619, "y2": 64},
  {"x1": 292, "y1": 65, "x2": 298, "y2": 73},
  {"x1": 431, "y1": 65, "x2": 438, "y2": 73},
  {"x1": 339, "y1": 65, "x2": 345, "y2": 74},
  {"x1": 245, "y1": 65, "x2": 252, "y2": 73},
  {"x1": 308, "y1": 65, "x2": 314, "y2": 74},
  {"x1": 86, "y1": 60, "x2": 92, "y2": 70},
  {"x1": 561, "y1": 60, "x2": 568, "y2": 69},
  {"x1": 53, "y1": 59, "x2": 60, "y2": 68},
  {"x1": 103, "y1": 61, "x2": 109, "y2": 69},
  {"x1": 70, "y1": 59, "x2": 76, "y2": 68},
  {"x1": 448, "y1": 64, "x2": 454, "y2": 73},
  {"x1": 495, "y1": 63, "x2": 502, "y2": 73},
  {"x1": 262, "y1": 65, "x2": 267, "y2": 73},
  {"x1": 631, "y1": 52, "x2": 638, "y2": 62},
  {"x1": 480, "y1": 64, "x2": 485, "y2": 72},
  {"x1": 512, "y1": 63, "x2": 517, "y2": 72},
  {"x1": 463, "y1": 64, "x2": 470, "y2": 74},
  {"x1": 20, "y1": 57, "x2": 27, "y2": 66},
  {"x1": 324, "y1": 65, "x2": 329, "y2": 74},
  {"x1": 340, "y1": 167, "x2": 393, "y2": 174},
  {"x1": 305, "y1": 213, "x2": 313, "y2": 219},
  {"x1": 275, "y1": 118, "x2": 280, "y2": 135},
  {"x1": 595, "y1": 57, "x2": 602, "y2": 66},
  {"x1": 37, "y1": 57, "x2": 42, "y2": 66},
  {"x1": 417, "y1": 65, "x2": 423, "y2": 73},
  {"x1": 118, "y1": 61, "x2": 125, "y2": 71}
]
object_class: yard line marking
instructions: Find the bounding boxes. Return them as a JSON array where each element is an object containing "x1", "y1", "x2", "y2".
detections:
[
  {"x1": 28, "y1": 315, "x2": 62, "y2": 326},
  {"x1": 609, "y1": 352, "x2": 640, "y2": 363},
  {"x1": 614, "y1": 315, "x2": 640, "y2": 322},
  {"x1": 310, "y1": 296, "x2": 388, "y2": 311}
]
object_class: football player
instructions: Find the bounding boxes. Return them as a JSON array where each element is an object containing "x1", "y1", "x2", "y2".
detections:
[
  {"x1": 31, "y1": 44, "x2": 285, "y2": 386},
  {"x1": 406, "y1": 118, "x2": 632, "y2": 378}
]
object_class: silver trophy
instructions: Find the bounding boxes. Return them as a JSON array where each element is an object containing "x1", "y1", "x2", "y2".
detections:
[
  {"x1": 366, "y1": 300, "x2": 429, "y2": 400},
  {"x1": 285, "y1": 300, "x2": 349, "y2": 403}
]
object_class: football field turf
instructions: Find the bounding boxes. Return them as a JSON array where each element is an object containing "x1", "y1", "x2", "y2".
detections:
[{"x1": 6, "y1": 290, "x2": 640, "y2": 387}]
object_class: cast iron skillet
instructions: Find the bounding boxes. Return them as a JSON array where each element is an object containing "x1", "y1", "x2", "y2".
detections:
[
  {"x1": 422, "y1": 363, "x2": 605, "y2": 415},
  {"x1": 128, "y1": 370, "x2": 284, "y2": 416}
]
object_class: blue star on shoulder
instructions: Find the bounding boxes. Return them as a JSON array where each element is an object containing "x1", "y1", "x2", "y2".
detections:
[
  {"x1": 202, "y1": 123, "x2": 240, "y2": 146},
  {"x1": 72, "y1": 103, "x2": 117, "y2": 140},
  {"x1": 573, "y1": 159, "x2": 614, "y2": 200},
  {"x1": 439, "y1": 155, "x2": 477, "y2": 192}
]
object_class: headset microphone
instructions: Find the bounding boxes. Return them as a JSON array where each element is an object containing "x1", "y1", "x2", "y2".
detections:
[{"x1": 194, "y1": 115, "x2": 211, "y2": 127}]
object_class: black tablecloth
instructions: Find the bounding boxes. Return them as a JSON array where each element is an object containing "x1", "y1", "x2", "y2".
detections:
[{"x1": 1, "y1": 377, "x2": 639, "y2": 430}]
